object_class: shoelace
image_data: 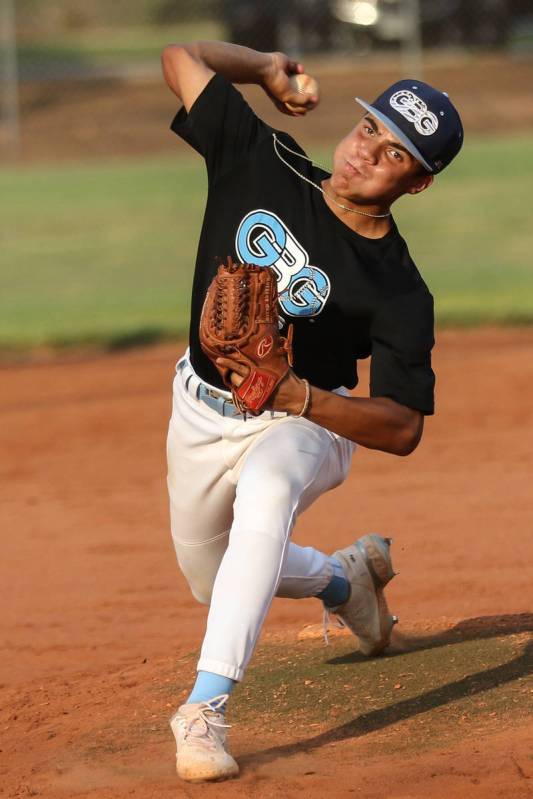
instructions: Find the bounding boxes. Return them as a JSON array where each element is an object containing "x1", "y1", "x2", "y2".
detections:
[
  {"x1": 322, "y1": 606, "x2": 346, "y2": 646},
  {"x1": 180, "y1": 694, "x2": 232, "y2": 747}
]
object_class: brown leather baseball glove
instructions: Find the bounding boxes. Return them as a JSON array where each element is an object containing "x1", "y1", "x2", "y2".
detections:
[{"x1": 199, "y1": 257, "x2": 293, "y2": 415}]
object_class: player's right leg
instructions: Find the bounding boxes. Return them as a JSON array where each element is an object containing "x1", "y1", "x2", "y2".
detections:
[
  {"x1": 167, "y1": 352, "x2": 295, "y2": 782},
  {"x1": 166, "y1": 354, "x2": 249, "y2": 782},
  {"x1": 166, "y1": 358, "x2": 235, "y2": 606}
]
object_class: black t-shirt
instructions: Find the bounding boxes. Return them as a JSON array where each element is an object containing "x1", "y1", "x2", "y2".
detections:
[{"x1": 170, "y1": 73, "x2": 435, "y2": 415}]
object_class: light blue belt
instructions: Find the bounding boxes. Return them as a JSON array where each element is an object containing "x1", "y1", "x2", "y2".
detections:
[
  {"x1": 194, "y1": 380, "x2": 244, "y2": 418},
  {"x1": 178, "y1": 356, "x2": 287, "y2": 420}
]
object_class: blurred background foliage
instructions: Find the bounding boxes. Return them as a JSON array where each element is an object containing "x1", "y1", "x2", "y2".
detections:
[{"x1": 16, "y1": 0, "x2": 219, "y2": 32}]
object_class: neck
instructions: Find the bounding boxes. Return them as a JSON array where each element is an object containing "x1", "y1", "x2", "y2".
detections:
[{"x1": 321, "y1": 178, "x2": 392, "y2": 238}]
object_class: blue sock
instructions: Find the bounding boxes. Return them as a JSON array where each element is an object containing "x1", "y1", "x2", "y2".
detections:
[
  {"x1": 316, "y1": 558, "x2": 350, "y2": 607},
  {"x1": 187, "y1": 671, "x2": 236, "y2": 710}
]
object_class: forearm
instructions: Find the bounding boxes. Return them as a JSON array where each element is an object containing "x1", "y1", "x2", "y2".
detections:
[
  {"x1": 305, "y1": 387, "x2": 420, "y2": 455},
  {"x1": 162, "y1": 40, "x2": 312, "y2": 116},
  {"x1": 165, "y1": 40, "x2": 272, "y2": 86},
  {"x1": 274, "y1": 372, "x2": 422, "y2": 455},
  {"x1": 217, "y1": 353, "x2": 423, "y2": 455}
]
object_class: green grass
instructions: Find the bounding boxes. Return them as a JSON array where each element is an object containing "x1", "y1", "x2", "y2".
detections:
[
  {"x1": 1, "y1": 135, "x2": 532, "y2": 350},
  {"x1": 0, "y1": 157, "x2": 207, "y2": 348},
  {"x1": 159, "y1": 620, "x2": 532, "y2": 754},
  {"x1": 392, "y1": 135, "x2": 533, "y2": 325},
  {"x1": 229, "y1": 631, "x2": 532, "y2": 749}
]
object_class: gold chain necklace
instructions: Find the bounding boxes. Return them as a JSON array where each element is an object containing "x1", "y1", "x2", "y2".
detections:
[{"x1": 272, "y1": 133, "x2": 391, "y2": 219}]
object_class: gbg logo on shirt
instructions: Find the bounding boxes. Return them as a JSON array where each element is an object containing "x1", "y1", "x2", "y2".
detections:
[{"x1": 235, "y1": 210, "x2": 330, "y2": 318}]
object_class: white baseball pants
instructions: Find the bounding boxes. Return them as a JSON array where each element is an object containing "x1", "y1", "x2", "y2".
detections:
[{"x1": 167, "y1": 352, "x2": 355, "y2": 681}]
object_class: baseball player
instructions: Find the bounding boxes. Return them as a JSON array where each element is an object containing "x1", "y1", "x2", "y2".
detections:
[{"x1": 161, "y1": 41, "x2": 463, "y2": 783}]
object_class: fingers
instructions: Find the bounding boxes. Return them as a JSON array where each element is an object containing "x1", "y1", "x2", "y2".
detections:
[
  {"x1": 216, "y1": 356, "x2": 248, "y2": 375},
  {"x1": 230, "y1": 373, "x2": 244, "y2": 388},
  {"x1": 283, "y1": 74, "x2": 320, "y2": 115},
  {"x1": 280, "y1": 92, "x2": 318, "y2": 116},
  {"x1": 282, "y1": 105, "x2": 307, "y2": 117},
  {"x1": 283, "y1": 97, "x2": 318, "y2": 116},
  {"x1": 287, "y1": 60, "x2": 304, "y2": 75},
  {"x1": 278, "y1": 102, "x2": 307, "y2": 118},
  {"x1": 216, "y1": 356, "x2": 249, "y2": 388}
]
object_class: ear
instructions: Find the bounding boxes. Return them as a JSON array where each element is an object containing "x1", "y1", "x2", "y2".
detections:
[{"x1": 408, "y1": 173, "x2": 434, "y2": 196}]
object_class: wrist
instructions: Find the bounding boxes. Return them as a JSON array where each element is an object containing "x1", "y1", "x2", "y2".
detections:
[
  {"x1": 294, "y1": 378, "x2": 311, "y2": 418},
  {"x1": 258, "y1": 51, "x2": 277, "y2": 88}
]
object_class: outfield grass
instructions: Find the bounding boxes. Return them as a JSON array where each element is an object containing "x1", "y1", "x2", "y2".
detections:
[
  {"x1": 1, "y1": 135, "x2": 532, "y2": 350},
  {"x1": 393, "y1": 135, "x2": 533, "y2": 325}
]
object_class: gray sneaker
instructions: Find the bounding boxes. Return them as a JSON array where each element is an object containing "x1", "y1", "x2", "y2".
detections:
[{"x1": 324, "y1": 534, "x2": 398, "y2": 656}]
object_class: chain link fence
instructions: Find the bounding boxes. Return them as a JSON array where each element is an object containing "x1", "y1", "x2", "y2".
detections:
[{"x1": 2, "y1": 0, "x2": 533, "y2": 156}]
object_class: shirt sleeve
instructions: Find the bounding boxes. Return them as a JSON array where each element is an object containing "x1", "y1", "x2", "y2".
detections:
[
  {"x1": 169, "y1": 73, "x2": 272, "y2": 184},
  {"x1": 369, "y1": 287, "x2": 436, "y2": 415}
]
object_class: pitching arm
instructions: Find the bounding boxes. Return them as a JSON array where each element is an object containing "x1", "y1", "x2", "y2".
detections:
[{"x1": 161, "y1": 41, "x2": 315, "y2": 116}]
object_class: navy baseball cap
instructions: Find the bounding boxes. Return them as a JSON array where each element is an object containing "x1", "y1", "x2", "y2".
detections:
[{"x1": 356, "y1": 79, "x2": 463, "y2": 173}]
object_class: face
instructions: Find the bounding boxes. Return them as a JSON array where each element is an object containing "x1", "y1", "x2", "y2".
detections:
[{"x1": 330, "y1": 114, "x2": 433, "y2": 206}]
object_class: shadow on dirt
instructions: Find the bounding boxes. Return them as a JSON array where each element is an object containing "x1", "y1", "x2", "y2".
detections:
[
  {"x1": 238, "y1": 613, "x2": 533, "y2": 769},
  {"x1": 331, "y1": 612, "x2": 533, "y2": 663}
]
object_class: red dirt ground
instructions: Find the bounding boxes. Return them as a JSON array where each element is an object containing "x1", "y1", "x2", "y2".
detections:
[{"x1": 1, "y1": 328, "x2": 532, "y2": 797}]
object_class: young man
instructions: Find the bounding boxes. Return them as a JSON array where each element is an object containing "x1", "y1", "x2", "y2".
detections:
[{"x1": 161, "y1": 41, "x2": 463, "y2": 783}]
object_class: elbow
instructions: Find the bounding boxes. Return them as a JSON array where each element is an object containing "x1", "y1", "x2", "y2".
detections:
[
  {"x1": 395, "y1": 436, "x2": 419, "y2": 457},
  {"x1": 161, "y1": 44, "x2": 191, "y2": 96},
  {"x1": 393, "y1": 414, "x2": 424, "y2": 457},
  {"x1": 161, "y1": 43, "x2": 180, "y2": 63},
  {"x1": 161, "y1": 44, "x2": 181, "y2": 88},
  {"x1": 161, "y1": 43, "x2": 203, "y2": 97},
  {"x1": 161, "y1": 43, "x2": 187, "y2": 73},
  {"x1": 160, "y1": 42, "x2": 192, "y2": 69},
  {"x1": 161, "y1": 42, "x2": 186, "y2": 57},
  {"x1": 161, "y1": 42, "x2": 199, "y2": 64}
]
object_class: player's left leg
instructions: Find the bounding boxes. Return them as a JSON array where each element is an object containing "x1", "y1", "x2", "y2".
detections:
[
  {"x1": 271, "y1": 413, "x2": 397, "y2": 646},
  {"x1": 278, "y1": 534, "x2": 397, "y2": 654}
]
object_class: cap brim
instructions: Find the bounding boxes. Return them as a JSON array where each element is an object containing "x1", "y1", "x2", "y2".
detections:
[{"x1": 355, "y1": 98, "x2": 434, "y2": 173}]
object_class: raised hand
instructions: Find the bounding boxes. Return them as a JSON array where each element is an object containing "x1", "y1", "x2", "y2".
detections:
[{"x1": 261, "y1": 52, "x2": 320, "y2": 117}]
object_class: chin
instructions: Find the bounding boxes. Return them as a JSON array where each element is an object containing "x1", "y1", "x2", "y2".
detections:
[
  {"x1": 333, "y1": 178, "x2": 369, "y2": 204},
  {"x1": 332, "y1": 172, "x2": 361, "y2": 195}
]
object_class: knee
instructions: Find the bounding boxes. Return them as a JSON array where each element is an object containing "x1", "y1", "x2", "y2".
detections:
[
  {"x1": 176, "y1": 557, "x2": 216, "y2": 606},
  {"x1": 190, "y1": 583, "x2": 212, "y2": 606},
  {"x1": 181, "y1": 566, "x2": 214, "y2": 606},
  {"x1": 236, "y1": 471, "x2": 297, "y2": 515},
  {"x1": 170, "y1": 526, "x2": 229, "y2": 607}
]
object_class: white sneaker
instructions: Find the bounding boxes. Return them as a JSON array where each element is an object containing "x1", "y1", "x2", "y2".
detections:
[
  {"x1": 324, "y1": 534, "x2": 398, "y2": 656},
  {"x1": 170, "y1": 694, "x2": 239, "y2": 783}
]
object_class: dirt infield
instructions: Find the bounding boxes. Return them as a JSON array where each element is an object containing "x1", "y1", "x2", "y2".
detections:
[
  {"x1": 13, "y1": 53, "x2": 533, "y2": 163},
  {"x1": 1, "y1": 328, "x2": 532, "y2": 797}
]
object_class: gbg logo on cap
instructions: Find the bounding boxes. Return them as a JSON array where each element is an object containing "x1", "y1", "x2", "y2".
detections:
[
  {"x1": 356, "y1": 78, "x2": 464, "y2": 172},
  {"x1": 390, "y1": 90, "x2": 439, "y2": 137}
]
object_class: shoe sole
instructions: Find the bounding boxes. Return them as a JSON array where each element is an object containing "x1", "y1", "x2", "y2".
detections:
[
  {"x1": 355, "y1": 534, "x2": 395, "y2": 588},
  {"x1": 358, "y1": 589, "x2": 393, "y2": 656},
  {"x1": 177, "y1": 768, "x2": 239, "y2": 783},
  {"x1": 348, "y1": 534, "x2": 396, "y2": 656}
]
